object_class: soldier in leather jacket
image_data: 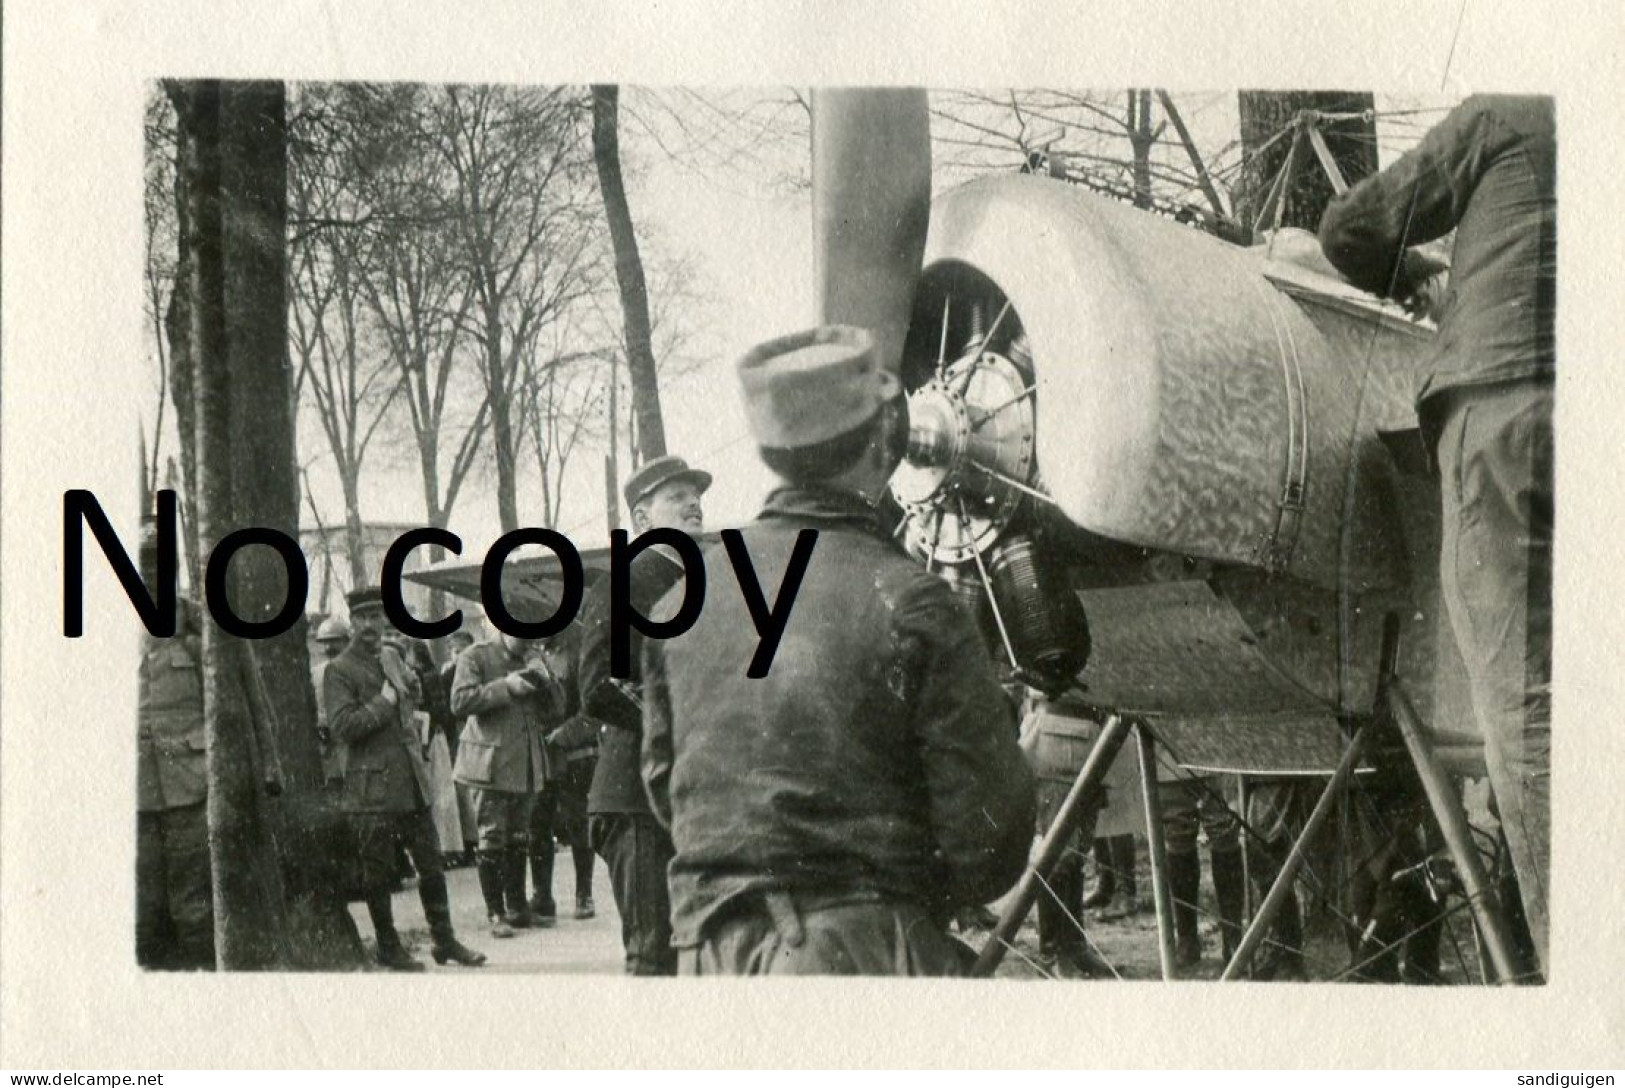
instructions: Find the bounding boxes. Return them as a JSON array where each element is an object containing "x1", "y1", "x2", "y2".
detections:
[{"x1": 643, "y1": 326, "x2": 1036, "y2": 975}]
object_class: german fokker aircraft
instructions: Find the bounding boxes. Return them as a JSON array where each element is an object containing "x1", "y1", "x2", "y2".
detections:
[{"x1": 410, "y1": 89, "x2": 1531, "y2": 983}]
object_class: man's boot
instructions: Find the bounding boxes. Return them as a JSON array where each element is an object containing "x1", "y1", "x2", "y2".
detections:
[
  {"x1": 503, "y1": 847, "x2": 536, "y2": 929},
  {"x1": 419, "y1": 871, "x2": 486, "y2": 967},
  {"x1": 572, "y1": 844, "x2": 596, "y2": 919},
  {"x1": 1168, "y1": 849, "x2": 1203, "y2": 969},
  {"x1": 527, "y1": 841, "x2": 559, "y2": 926},
  {"x1": 1115, "y1": 835, "x2": 1141, "y2": 914},
  {"x1": 1081, "y1": 839, "x2": 1116, "y2": 910},
  {"x1": 1209, "y1": 847, "x2": 1247, "y2": 967},
  {"x1": 1254, "y1": 873, "x2": 1308, "y2": 981},
  {"x1": 1038, "y1": 855, "x2": 1111, "y2": 978},
  {"x1": 366, "y1": 889, "x2": 425, "y2": 972},
  {"x1": 1099, "y1": 835, "x2": 1141, "y2": 918},
  {"x1": 477, "y1": 851, "x2": 515, "y2": 938}
]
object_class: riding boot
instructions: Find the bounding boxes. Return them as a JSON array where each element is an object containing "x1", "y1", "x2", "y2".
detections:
[
  {"x1": 419, "y1": 870, "x2": 486, "y2": 967},
  {"x1": 527, "y1": 841, "x2": 558, "y2": 924},
  {"x1": 572, "y1": 844, "x2": 596, "y2": 919},
  {"x1": 1037, "y1": 853, "x2": 1111, "y2": 978},
  {"x1": 1081, "y1": 838, "x2": 1116, "y2": 910},
  {"x1": 1038, "y1": 853, "x2": 1085, "y2": 959},
  {"x1": 503, "y1": 847, "x2": 536, "y2": 928},
  {"x1": 1168, "y1": 849, "x2": 1203, "y2": 968},
  {"x1": 1209, "y1": 847, "x2": 1247, "y2": 966},
  {"x1": 477, "y1": 851, "x2": 515, "y2": 938},
  {"x1": 366, "y1": 889, "x2": 424, "y2": 972},
  {"x1": 1099, "y1": 835, "x2": 1141, "y2": 918},
  {"x1": 1113, "y1": 835, "x2": 1140, "y2": 905},
  {"x1": 1258, "y1": 883, "x2": 1308, "y2": 981}
]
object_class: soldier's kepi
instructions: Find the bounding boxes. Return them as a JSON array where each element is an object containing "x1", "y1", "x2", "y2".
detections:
[{"x1": 641, "y1": 325, "x2": 1037, "y2": 977}]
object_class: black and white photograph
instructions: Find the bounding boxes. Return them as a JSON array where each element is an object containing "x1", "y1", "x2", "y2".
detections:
[
  {"x1": 4, "y1": 0, "x2": 1623, "y2": 1072},
  {"x1": 127, "y1": 77, "x2": 1550, "y2": 984}
]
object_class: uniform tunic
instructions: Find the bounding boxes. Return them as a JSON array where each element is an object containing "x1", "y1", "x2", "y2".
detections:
[{"x1": 136, "y1": 633, "x2": 214, "y2": 969}]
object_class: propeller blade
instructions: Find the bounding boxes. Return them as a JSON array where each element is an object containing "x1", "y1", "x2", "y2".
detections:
[{"x1": 810, "y1": 88, "x2": 932, "y2": 379}]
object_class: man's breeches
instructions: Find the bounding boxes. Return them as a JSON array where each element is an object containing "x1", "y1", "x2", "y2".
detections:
[
  {"x1": 1435, "y1": 379, "x2": 1552, "y2": 975},
  {"x1": 678, "y1": 894, "x2": 969, "y2": 977},
  {"x1": 352, "y1": 808, "x2": 446, "y2": 891},
  {"x1": 136, "y1": 803, "x2": 214, "y2": 970},
  {"x1": 1160, "y1": 777, "x2": 1241, "y2": 858},
  {"x1": 590, "y1": 812, "x2": 676, "y2": 975},
  {"x1": 470, "y1": 787, "x2": 535, "y2": 853}
]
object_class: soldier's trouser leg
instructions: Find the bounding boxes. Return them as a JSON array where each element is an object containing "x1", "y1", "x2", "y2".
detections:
[
  {"x1": 592, "y1": 813, "x2": 677, "y2": 975},
  {"x1": 365, "y1": 885, "x2": 403, "y2": 952},
  {"x1": 573, "y1": 845, "x2": 596, "y2": 901},
  {"x1": 136, "y1": 812, "x2": 173, "y2": 969},
  {"x1": 1037, "y1": 839, "x2": 1085, "y2": 957},
  {"x1": 1110, "y1": 834, "x2": 1138, "y2": 899},
  {"x1": 400, "y1": 809, "x2": 452, "y2": 941},
  {"x1": 1161, "y1": 782, "x2": 1202, "y2": 961},
  {"x1": 471, "y1": 787, "x2": 527, "y2": 917},
  {"x1": 141, "y1": 803, "x2": 214, "y2": 970},
  {"x1": 502, "y1": 793, "x2": 535, "y2": 919},
  {"x1": 680, "y1": 896, "x2": 968, "y2": 977},
  {"x1": 1246, "y1": 783, "x2": 1308, "y2": 979},
  {"x1": 1167, "y1": 848, "x2": 1203, "y2": 965},
  {"x1": 1197, "y1": 786, "x2": 1245, "y2": 962},
  {"x1": 1082, "y1": 838, "x2": 1115, "y2": 907},
  {"x1": 1209, "y1": 846, "x2": 1247, "y2": 964},
  {"x1": 475, "y1": 852, "x2": 507, "y2": 919},
  {"x1": 527, "y1": 789, "x2": 558, "y2": 913},
  {"x1": 1436, "y1": 381, "x2": 1552, "y2": 978}
]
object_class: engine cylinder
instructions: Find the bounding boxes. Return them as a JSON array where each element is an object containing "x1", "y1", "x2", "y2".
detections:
[{"x1": 988, "y1": 533, "x2": 1088, "y2": 685}]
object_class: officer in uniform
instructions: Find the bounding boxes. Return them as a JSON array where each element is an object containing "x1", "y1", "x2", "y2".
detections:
[
  {"x1": 580, "y1": 453, "x2": 711, "y2": 975},
  {"x1": 642, "y1": 325, "x2": 1036, "y2": 975},
  {"x1": 137, "y1": 591, "x2": 214, "y2": 971},
  {"x1": 325, "y1": 586, "x2": 485, "y2": 970},
  {"x1": 311, "y1": 615, "x2": 350, "y2": 785},
  {"x1": 450, "y1": 629, "x2": 565, "y2": 937}
]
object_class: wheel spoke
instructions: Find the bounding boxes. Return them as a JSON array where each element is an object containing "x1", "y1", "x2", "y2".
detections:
[{"x1": 959, "y1": 496, "x2": 1019, "y2": 669}]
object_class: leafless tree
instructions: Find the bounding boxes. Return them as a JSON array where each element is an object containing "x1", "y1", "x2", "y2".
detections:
[
  {"x1": 591, "y1": 85, "x2": 668, "y2": 464},
  {"x1": 427, "y1": 84, "x2": 601, "y2": 533},
  {"x1": 318, "y1": 83, "x2": 491, "y2": 535},
  {"x1": 287, "y1": 92, "x2": 404, "y2": 583}
]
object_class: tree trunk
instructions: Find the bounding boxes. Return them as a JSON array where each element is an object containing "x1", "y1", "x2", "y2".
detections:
[
  {"x1": 176, "y1": 80, "x2": 364, "y2": 970},
  {"x1": 180, "y1": 81, "x2": 290, "y2": 970},
  {"x1": 1235, "y1": 90, "x2": 1378, "y2": 237},
  {"x1": 604, "y1": 349, "x2": 621, "y2": 533},
  {"x1": 591, "y1": 85, "x2": 666, "y2": 463},
  {"x1": 484, "y1": 303, "x2": 520, "y2": 533},
  {"x1": 338, "y1": 467, "x2": 368, "y2": 586},
  {"x1": 162, "y1": 107, "x2": 202, "y2": 593}
]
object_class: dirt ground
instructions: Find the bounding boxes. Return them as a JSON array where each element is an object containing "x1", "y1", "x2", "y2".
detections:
[
  {"x1": 359, "y1": 845, "x2": 1486, "y2": 983},
  {"x1": 977, "y1": 847, "x2": 1488, "y2": 984}
]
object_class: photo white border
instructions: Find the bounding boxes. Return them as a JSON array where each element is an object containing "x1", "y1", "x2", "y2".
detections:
[{"x1": 4, "y1": 0, "x2": 1623, "y2": 1069}]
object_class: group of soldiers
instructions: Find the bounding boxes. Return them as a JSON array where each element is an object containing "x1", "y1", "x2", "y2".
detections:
[{"x1": 139, "y1": 93, "x2": 1553, "y2": 979}]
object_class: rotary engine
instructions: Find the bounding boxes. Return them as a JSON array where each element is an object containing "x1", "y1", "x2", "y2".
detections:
[{"x1": 890, "y1": 296, "x2": 1089, "y2": 692}]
